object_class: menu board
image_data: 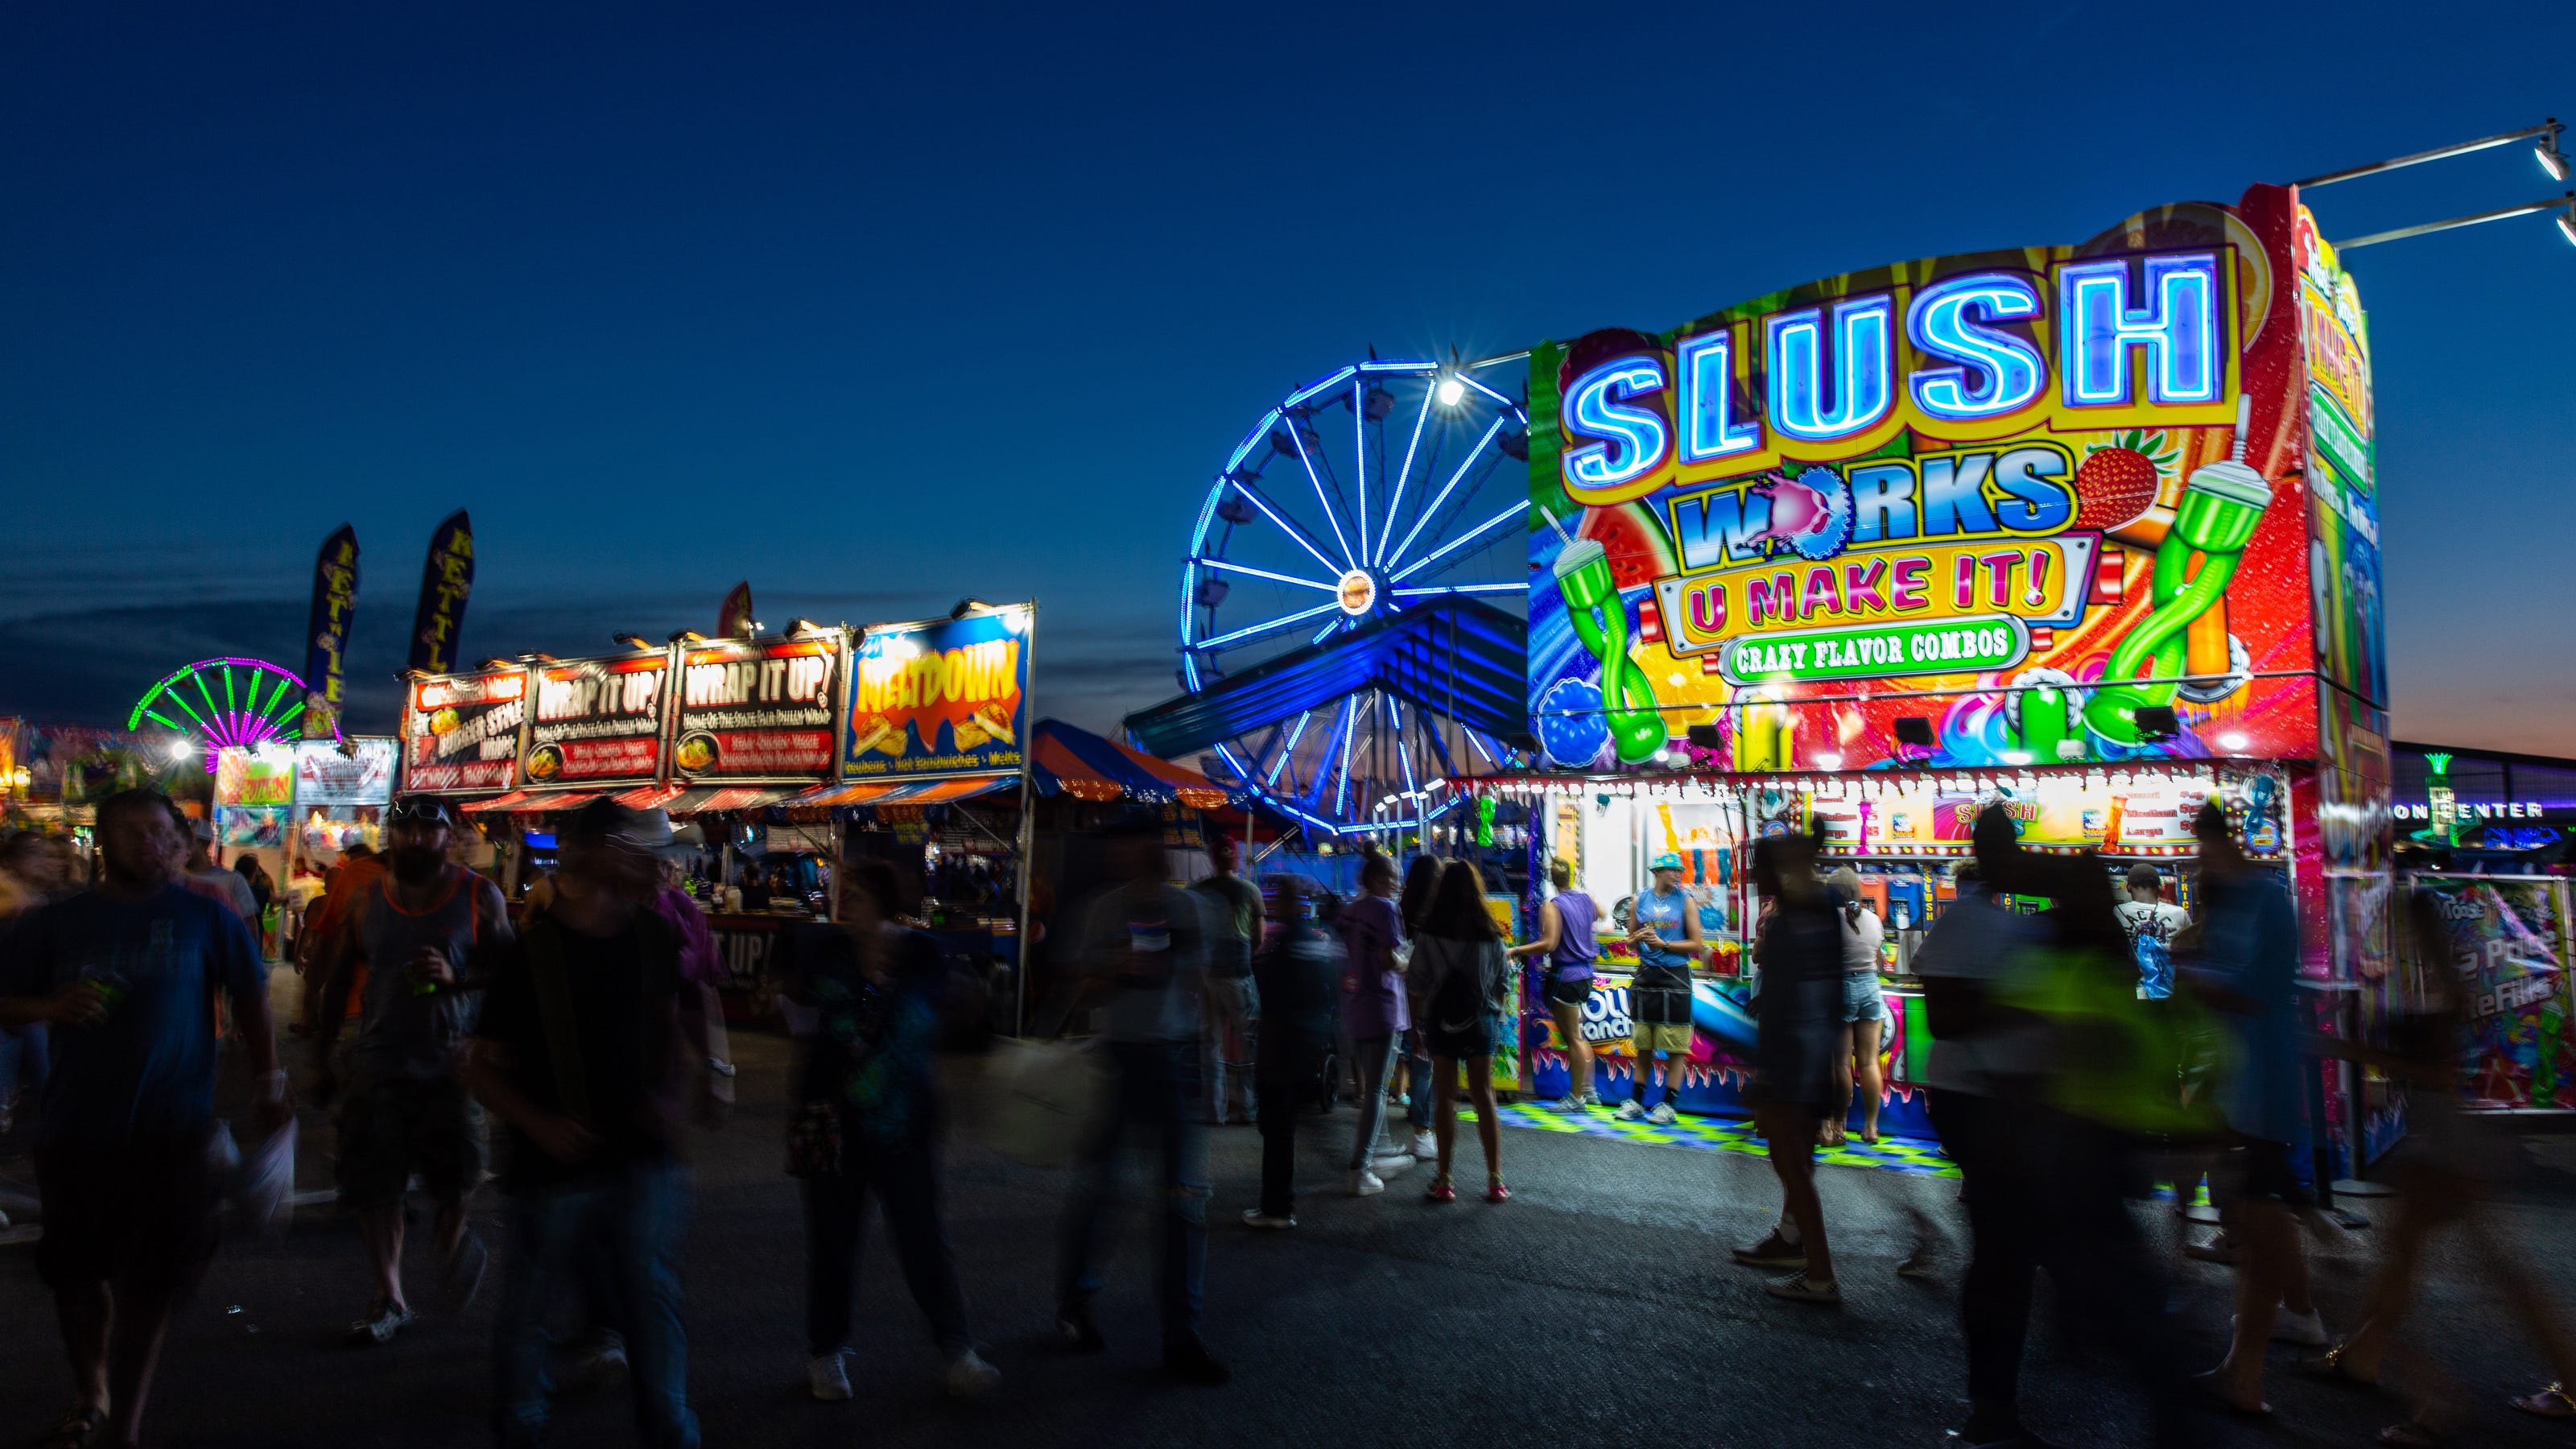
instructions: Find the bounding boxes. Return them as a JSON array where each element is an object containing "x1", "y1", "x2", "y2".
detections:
[
  {"x1": 841, "y1": 606, "x2": 1032, "y2": 781},
  {"x1": 293, "y1": 737, "x2": 397, "y2": 807},
  {"x1": 673, "y1": 636, "x2": 841, "y2": 783},
  {"x1": 399, "y1": 667, "x2": 529, "y2": 795},
  {"x1": 524, "y1": 654, "x2": 671, "y2": 787}
]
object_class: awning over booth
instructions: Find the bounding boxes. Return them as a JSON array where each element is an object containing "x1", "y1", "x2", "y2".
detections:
[
  {"x1": 1121, "y1": 597, "x2": 1527, "y2": 760},
  {"x1": 461, "y1": 790, "x2": 601, "y2": 814},
  {"x1": 1031, "y1": 719, "x2": 1233, "y2": 810},
  {"x1": 788, "y1": 775, "x2": 1018, "y2": 810}
]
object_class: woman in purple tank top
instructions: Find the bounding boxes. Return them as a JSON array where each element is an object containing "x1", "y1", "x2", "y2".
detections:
[{"x1": 1508, "y1": 859, "x2": 1602, "y2": 1110}]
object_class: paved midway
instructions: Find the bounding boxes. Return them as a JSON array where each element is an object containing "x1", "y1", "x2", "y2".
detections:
[{"x1": 7, "y1": 991, "x2": 2576, "y2": 1447}]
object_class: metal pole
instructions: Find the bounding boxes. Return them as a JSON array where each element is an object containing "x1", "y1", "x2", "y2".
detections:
[
  {"x1": 2293, "y1": 120, "x2": 2559, "y2": 189},
  {"x1": 1012, "y1": 601, "x2": 1040, "y2": 1038},
  {"x1": 2334, "y1": 192, "x2": 2572, "y2": 250}
]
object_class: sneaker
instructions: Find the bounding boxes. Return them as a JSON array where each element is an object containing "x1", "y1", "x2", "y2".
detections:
[
  {"x1": 1056, "y1": 1309, "x2": 1106, "y2": 1353},
  {"x1": 1424, "y1": 1179, "x2": 1457, "y2": 1203},
  {"x1": 1484, "y1": 1182, "x2": 1511, "y2": 1203},
  {"x1": 943, "y1": 1349, "x2": 1001, "y2": 1398},
  {"x1": 2183, "y1": 1232, "x2": 2238, "y2": 1265},
  {"x1": 1763, "y1": 1272, "x2": 1842, "y2": 1305},
  {"x1": 1349, "y1": 1169, "x2": 1386, "y2": 1197},
  {"x1": 349, "y1": 1297, "x2": 413, "y2": 1346},
  {"x1": 1614, "y1": 1099, "x2": 1645, "y2": 1121},
  {"x1": 1732, "y1": 1233, "x2": 1806, "y2": 1269},
  {"x1": 1163, "y1": 1334, "x2": 1231, "y2": 1385},
  {"x1": 442, "y1": 1229, "x2": 489, "y2": 1311},
  {"x1": 2243, "y1": 1307, "x2": 2330, "y2": 1347},
  {"x1": 1410, "y1": 1129, "x2": 1438, "y2": 1160},
  {"x1": 808, "y1": 1350, "x2": 853, "y2": 1402},
  {"x1": 1241, "y1": 1208, "x2": 1297, "y2": 1230},
  {"x1": 1647, "y1": 1103, "x2": 1678, "y2": 1126},
  {"x1": 1368, "y1": 1152, "x2": 1415, "y2": 1177}
]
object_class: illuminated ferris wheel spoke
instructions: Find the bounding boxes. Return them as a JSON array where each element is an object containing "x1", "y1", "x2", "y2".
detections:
[
  {"x1": 1193, "y1": 557, "x2": 1338, "y2": 591},
  {"x1": 1391, "y1": 582, "x2": 1525, "y2": 599},
  {"x1": 1227, "y1": 478, "x2": 1346, "y2": 578},
  {"x1": 1393, "y1": 497, "x2": 1528, "y2": 582},
  {"x1": 1384, "y1": 415, "x2": 1507, "y2": 572},
  {"x1": 1352, "y1": 381, "x2": 1370, "y2": 568},
  {"x1": 1282, "y1": 419, "x2": 1358, "y2": 569},
  {"x1": 1375, "y1": 389, "x2": 1436, "y2": 566},
  {"x1": 1200, "y1": 600, "x2": 1343, "y2": 651},
  {"x1": 127, "y1": 656, "x2": 323, "y2": 766}
]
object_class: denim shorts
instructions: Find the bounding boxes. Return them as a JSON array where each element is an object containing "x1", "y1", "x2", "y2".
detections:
[{"x1": 1839, "y1": 972, "x2": 1885, "y2": 1024}]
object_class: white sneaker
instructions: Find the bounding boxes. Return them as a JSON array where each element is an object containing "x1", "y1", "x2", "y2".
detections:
[
  {"x1": 944, "y1": 1348, "x2": 1001, "y2": 1398},
  {"x1": 1241, "y1": 1208, "x2": 1297, "y2": 1229},
  {"x1": 1614, "y1": 1100, "x2": 1645, "y2": 1121},
  {"x1": 1349, "y1": 1169, "x2": 1386, "y2": 1196},
  {"x1": 1410, "y1": 1129, "x2": 1438, "y2": 1160},
  {"x1": 808, "y1": 1350, "x2": 853, "y2": 1402},
  {"x1": 1369, "y1": 1152, "x2": 1414, "y2": 1176},
  {"x1": 1647, "y1": 1102, "x2": 1678, "y2": 1126}
]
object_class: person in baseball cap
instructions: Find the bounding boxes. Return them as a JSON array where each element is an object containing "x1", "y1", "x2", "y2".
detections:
[{"x1": 1617, "y1": 852, "x2": 1705, "y2": 1125}]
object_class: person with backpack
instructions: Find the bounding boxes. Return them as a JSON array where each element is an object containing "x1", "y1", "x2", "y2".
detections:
[
  {"x1": 1245, "y1": 876, "x2": 1339, "y2": 1229},
  {"x1": 1406, "y1": 860, "x2": 1512, "y2": 1203},
  {"x1": 1508, "y1": 857, "x2": 1601, "y2": 1110}
]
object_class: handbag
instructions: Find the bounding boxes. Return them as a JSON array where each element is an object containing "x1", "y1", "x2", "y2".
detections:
[{"x1": 785, "y1": 1101, "x2": 843, "y2": 1179}]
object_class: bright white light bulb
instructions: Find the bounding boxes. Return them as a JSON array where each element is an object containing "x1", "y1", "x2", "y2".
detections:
[
  {"x1": 2219, "y1": 733, "x2": 2250, "y2": 751},
  {"x1": 2000, "y1": 751, "x2": 2033, "y2": 766},
  {"x1": 169, "y1": 739, "x2": 193, "y2": 761},
  {"x1": 1817, "y1": 753, "x2": 1843, "y2": 770},
  {"x1": 1652, "y1": 749, "x2": 1670, "y2": 764},
  {"x1": 1435, "y1": 376, "x2": 1466, "y2": 407},
  {"x1": 2539, "y1": 141, "x2": 2570, "y2": 183}
]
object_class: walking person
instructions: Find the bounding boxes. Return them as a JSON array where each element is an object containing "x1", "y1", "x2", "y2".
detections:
[
  {"x1": 1245, "y1": 876, "x2": 1338, "y2": 1230},
  {"x1": 0, "y1": 789, "x2": 289, "y2": 1449},
  {"x1": 1335, "y1": 852, "x2": 1415, "y2": 1195},
  {"x1": 2115, "y1": 863, "x2": 2189, "y2": 1001},
  {"x1": 2188, "y1": 801, "x2": 2327, "y2": 1415},
  {"x1": 789, "y1": 857, "x2": 998, "y2": 1402},
  {"x1": 312, "y1": 796, "x2": 513, "y2": 1346},
  {"x1": 297, "y1": 843, "x2": 382, "y2": 1037},
  {"x1": 1054, "y1": 816, "x2": 1229, "y2": 1384},
  {"x1": 1508, "y1": 857, "x2": 1601, "y2": 1110},
  {"x1": 1730, "y1": 828, "x2": 1844, "y2": 1303},
  {"x1": 1824, "y1": 867, "x2": 1888, "y2": 1146},
  {"x1": 1406, "y1": 860, "x2": 1511, "y2": 1203},
  {"x1": 1, "y1": 829, "x2": 68, "y2": 1140},
  {"x1": 1395, "y1": 854, "x2": 1445, "y2": 1162},
  {"x1": 1192, "y1": 832, "x2": 1261, "y2": 1127},
  {"x1": 179, "y1": 816, "x2": 258, "y2": 924},
  {"x1": 1617, "y1": 852, "x2": 1704, "y2": 1125},
  {"x1": 462, "y1": 801, "x2": 723, "y2": 1449}
]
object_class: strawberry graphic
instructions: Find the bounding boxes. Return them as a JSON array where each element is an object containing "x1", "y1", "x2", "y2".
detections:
[{"x1": 2074, "y1": 430, "x2": 2177, "y2": 532}]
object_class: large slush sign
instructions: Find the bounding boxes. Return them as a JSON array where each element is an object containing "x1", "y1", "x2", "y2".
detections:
[{"x1": 1528, "y1": 184, "x2": 2355, "y2": 774}]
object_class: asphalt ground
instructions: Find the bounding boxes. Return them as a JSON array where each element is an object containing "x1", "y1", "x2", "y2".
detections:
[{"x1": 6, "y1": 976, "x2": 2576, "y2": 1448}]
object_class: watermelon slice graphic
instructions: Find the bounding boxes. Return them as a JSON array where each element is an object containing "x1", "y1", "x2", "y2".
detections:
[{"x1": 1575, "y1": 500, "x2": 1678, "y2": 592}]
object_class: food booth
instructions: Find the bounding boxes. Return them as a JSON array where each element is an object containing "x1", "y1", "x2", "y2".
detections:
[{"x1": 1481, "y1": 182, "x2": 2396, "y2": 1169}]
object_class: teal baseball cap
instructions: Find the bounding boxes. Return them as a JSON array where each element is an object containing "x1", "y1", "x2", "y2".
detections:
[{"x1": 1649, "y1": 852, "x2": 1685, "y2": 873}]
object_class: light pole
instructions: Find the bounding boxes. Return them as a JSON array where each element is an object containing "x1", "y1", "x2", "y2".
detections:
[{"x1": 2294, "y1": 118, "x2": 2576, "y2": 250}]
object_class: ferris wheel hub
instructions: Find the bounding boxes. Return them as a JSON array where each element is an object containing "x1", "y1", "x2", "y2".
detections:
[{"x1": 1335, "y1": 569, "x2": 1379, "y2": 617}]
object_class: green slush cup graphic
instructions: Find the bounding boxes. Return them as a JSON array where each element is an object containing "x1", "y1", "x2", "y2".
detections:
[
  {"x1": 1554, "y1": 536, "x2": 1665, "y2": 763},
  {"x1": 2084, "y1": 398, "x2": 2271, "y2": 745}
]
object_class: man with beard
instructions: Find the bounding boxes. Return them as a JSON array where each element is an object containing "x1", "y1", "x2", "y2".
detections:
[
  {"x1": 316, "y1": 795, "x2": 514, "y2": 1345},
  {"x1": 0, "y1": 788, "x2": 287, "y2": 1449}
]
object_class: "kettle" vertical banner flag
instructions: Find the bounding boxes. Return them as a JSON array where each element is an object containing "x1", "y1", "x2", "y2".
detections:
[
  {"x1": 407, "y1": 510, "x2": 475, "y2": 676},
  {"x1": 303, "y1": 524, "x2": 360, "y2": 745}
]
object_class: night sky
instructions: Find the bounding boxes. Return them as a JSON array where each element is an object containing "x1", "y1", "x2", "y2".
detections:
[{"x1": 4, "y1": 4, "x2": 2571, "y2": 754}]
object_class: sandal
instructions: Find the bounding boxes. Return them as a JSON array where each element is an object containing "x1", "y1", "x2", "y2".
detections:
[
  {"x1": 2378, "y1": 1422, "x2": 2449, "y2": 1448},
  {"x1": 2511, "y1": 1381, "x2": 2576, "y2": 1418},
  {"x1": 42, "y1": 1406, "x2": 106, "y2": 1449},
  {"x1": 2298, "y1": 1342, "x2": 2380, "y2": 1389},
  {"x1": 2189, "y1": 1370, "x2": 2270, "y2": 1418}
]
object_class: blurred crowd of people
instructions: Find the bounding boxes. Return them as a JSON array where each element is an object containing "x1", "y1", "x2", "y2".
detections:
[{"x1": 2, "y1": 791, "x2": 2574, "y2": 1449}]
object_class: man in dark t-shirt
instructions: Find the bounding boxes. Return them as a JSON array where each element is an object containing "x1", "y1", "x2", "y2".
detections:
[
  {"x1": 0, "y1": 788, "x2": 287, "y2": 1449},
  {"x1": 463, "y1": 800, "x2": 715, "y2": 1449}
]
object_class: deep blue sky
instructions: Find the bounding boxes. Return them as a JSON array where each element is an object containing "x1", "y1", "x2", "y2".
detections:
[{"x1": 4, "y1": 3, "x2": 2572, "y2": 753}]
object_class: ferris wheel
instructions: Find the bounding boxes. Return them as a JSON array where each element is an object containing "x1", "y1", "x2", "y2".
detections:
[
  {"x1": 127, "y1": 656, "x2": 320, "y2": 768},
  {"x1": 1173, "y1": 355, "x2": 1530, "y2": 836}
]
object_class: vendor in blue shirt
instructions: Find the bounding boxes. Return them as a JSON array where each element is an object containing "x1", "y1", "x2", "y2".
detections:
[{"x1": 1616, "y1": 853, "x2": 1706, "y2": 1125}]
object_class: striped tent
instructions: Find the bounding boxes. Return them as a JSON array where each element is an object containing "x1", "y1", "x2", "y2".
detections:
[{"x1": 1029, "y1": 719, "x2": 1235, "y2": 811}]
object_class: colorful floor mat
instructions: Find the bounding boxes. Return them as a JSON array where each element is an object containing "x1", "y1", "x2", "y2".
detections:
[{"x1": 1465, "y1": 1100, "x2": 1959, "y2": 1176}]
